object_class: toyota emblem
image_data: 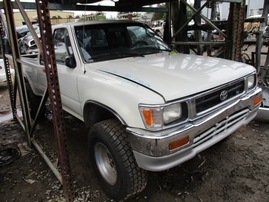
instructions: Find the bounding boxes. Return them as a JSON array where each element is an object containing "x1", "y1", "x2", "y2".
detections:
[{"x1": 220, "y1": 90, "x2": 228, "y2": 101}]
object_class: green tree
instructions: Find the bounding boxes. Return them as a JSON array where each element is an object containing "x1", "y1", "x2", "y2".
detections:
[
  {"x1": 96, "y1": 14, "x2": 106, "y2": 20},
  {"x1": 150, "y1": 2, "x2": 194, "y2": 22},
  {"x1": 150, "y1": 4, "x2": 166, "y2": 21},
  {"x1": 186, "y1": 4, "x2": 194, "y2": 20}
]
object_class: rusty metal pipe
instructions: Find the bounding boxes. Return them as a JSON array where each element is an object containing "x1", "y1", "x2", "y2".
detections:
[
  {"x1": 181, "y1": 0, "x2": 227, "y2": 39},
  {"x1": 31, "y1": 139, "x2": 62, "y2": 183}
]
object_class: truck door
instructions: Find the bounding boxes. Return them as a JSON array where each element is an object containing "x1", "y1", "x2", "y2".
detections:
[{"x1": 52, "y1": 28, "x2": 82, "y2": 117}]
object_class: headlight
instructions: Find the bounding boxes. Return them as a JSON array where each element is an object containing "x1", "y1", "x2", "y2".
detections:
[
  {"x1": 139, "y1": 102, "x2": 186, "y2": 130},
  {"x1": 247, "y1": 74, "x2": 255, "y2": 90},
  {"x1": 163, "y1": 103, "x2": 182, "y2": 124}
]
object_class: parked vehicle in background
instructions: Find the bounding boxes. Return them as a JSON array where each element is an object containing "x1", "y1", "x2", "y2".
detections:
[
  {"x1": 0, "y1": 25, "x2": 38, "y2": 55},
  {"x1": 22, "y1": 20, "x2": 262, "y2": 201},
  {"x1": 202, "y1": 29, "x2": 225, "y2": 41},
  {"x1": 244, "y1": 14, "x2": 269, "y2": 33},
  {"x1": 151, "y1": 21, "x2": 165, "y2": 38},
  {"x1": 18, "y1": 26, "x2": 40, "y2": 54},
  {"x1": 0, "y1": 59, "x2": 14, "y2": 84}
]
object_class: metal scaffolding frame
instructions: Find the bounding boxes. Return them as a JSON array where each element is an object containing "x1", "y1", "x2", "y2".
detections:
[
  {"x1": 255, "y1": 0, "x2": 269, "y2": 121},
  {"x1": 170, "y1": 0, "x2": 245, "y2": 61},
  {"x1": 1, "y1": 0, "x2": 75, "y2": 201}
]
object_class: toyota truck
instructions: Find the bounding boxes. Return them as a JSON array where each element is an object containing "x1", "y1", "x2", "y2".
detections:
[{"x1": 22, "y1": 20, "x2": 262, "y2": 200}]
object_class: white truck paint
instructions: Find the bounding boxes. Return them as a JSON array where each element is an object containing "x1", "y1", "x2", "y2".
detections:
[{"x1": 23, "y1": 20, "x2": 262, "y2": 200}]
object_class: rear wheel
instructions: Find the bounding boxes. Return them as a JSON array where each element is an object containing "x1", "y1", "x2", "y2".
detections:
[{"x1": 88, "y1": 119, "x2": 147, "y2": 201}]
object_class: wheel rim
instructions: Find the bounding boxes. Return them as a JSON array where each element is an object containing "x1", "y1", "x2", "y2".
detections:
[{"x1": 94, "y1": 142, "x2": 117, "y2": 185}]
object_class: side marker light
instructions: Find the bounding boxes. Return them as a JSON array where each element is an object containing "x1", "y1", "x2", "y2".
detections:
[{"x1": 169, "y1": 136, "x2": 189, "y2": 150}]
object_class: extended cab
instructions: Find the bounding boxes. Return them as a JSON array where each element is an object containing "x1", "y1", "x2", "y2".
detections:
[{"x1": 23, "y1": 20, "x2": 262, "y2": 200}]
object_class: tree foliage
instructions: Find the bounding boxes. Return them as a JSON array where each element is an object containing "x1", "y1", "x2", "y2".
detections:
[
  {"x1": 79, "y1": 13, "x2": 106, "y2": 21},
  {"x1": 150, "y1": 2, "x2": 194, "y2": 22},
  {"x1": 96, "y1": 14, "x2": 106, "y2": 20},
  {"x1": 150, "y1": 4, "x2": 166, "y2": 21}
]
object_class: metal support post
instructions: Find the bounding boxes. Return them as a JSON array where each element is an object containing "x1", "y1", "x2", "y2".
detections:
[
  {"x1": 194, "y1": 0, "x2": 203, "y2": 55},
  {"x1": 0, "y1": 11, "x2": 14, "y2": 115},
  {"x1": 35, "y1": 0, "x2": 75, "y2": 201},
  {"x1": 3, "y1": 0, "x2": 32, "y2": 144}
]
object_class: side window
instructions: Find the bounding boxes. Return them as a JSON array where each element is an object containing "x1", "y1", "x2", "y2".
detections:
[{"x1": 53, "y1": 28, "x2": 73, "y2": 64}]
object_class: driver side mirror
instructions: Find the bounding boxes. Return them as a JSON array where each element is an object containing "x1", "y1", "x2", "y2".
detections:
[{"x1": 65, "y1": 54, "x2": 76, "y2": 69}]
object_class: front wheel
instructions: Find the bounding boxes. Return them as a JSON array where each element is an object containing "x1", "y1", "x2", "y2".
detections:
[{"x1": 88, "y1": 119, "x2": 148, "y2": 201}]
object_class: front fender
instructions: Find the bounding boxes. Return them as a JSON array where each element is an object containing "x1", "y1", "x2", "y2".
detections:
[{"x1": 78, "y1": 70, "x2": 164, "y2": 129}]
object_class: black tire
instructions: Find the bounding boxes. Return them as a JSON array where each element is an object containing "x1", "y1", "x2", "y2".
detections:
[
  {"x1": 88, "y1": 119, "x2": 148, "y2": 201},
  {"x1": 25, "y1": 81, "x2": 45, "y2": 119}
]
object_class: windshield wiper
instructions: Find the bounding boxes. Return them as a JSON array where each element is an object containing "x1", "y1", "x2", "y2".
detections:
[
  {"x1": 143, "y1": 47, "x2": 173, "y2": 53},
  {"x1": 119, "y1": 52, "x2": 145, "y2": 58},
  {"x1": 87, "y1": 51, "x2": 144, "y2": 61}
]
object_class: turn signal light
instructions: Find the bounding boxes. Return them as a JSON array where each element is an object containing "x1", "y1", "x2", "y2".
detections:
[
  {"x1": 143, "y1": 109, "x2": 154, "y2": 126},
  {"x1": 254, "y1": 95, "x2": 262, "y2": 106},
  {"x1": 169, "y1": 136, "x2": 189, "y2": 150}
]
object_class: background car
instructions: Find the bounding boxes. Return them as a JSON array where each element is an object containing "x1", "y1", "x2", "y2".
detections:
[
  {"x1": 0, "y1": 59, "x2": 14, "y2": 84},
  {"x1": 244, "y1": 14, "x2": 269, "y2": 33},
  {"x1": 18, "y1": 26, "x2": 40, "y2": 54},
  {"x1": 0, "y1": 25, "x2": 38, "y2": 56}
]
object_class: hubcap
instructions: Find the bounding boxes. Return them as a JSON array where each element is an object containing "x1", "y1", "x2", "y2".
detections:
[{"x1": 94, "y1": 142, "x2": 117, "y2": 185}]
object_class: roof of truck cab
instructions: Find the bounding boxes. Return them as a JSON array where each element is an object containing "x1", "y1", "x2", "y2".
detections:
[{"x1": 52, "y1": 20, "x2": 142, "y2": 28}]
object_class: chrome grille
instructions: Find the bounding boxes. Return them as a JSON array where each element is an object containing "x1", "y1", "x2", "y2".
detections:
[
  {"x1": 193, "y1": 109, "x2": 249, "y2": 147},
  {"x1": 196, "y1": 80, "x2": 244, "y2": 114}
]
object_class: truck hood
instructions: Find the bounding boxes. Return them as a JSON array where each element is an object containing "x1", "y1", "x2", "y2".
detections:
[{"x1": 93, "y1": 53, "x2": 255, "y2": 101}]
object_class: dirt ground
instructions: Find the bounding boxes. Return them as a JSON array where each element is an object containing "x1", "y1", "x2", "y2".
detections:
[{"x1": 1, "y1": 77, "x2": 269, "y2": 202}]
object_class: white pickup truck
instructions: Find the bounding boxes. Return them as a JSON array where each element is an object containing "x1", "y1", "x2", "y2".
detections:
[{"x1": 23, "y1": 20, "x2": 262, "y2": 200}]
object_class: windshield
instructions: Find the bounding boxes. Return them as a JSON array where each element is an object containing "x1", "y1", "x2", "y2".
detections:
[{"x1": 74, "y1": 23, "x2": 171, "y2": 62}]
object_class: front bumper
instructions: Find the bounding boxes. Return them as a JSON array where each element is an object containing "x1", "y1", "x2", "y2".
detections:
[{"x1": 127, "y1": 87, "x2": 262, "y2": 171}]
